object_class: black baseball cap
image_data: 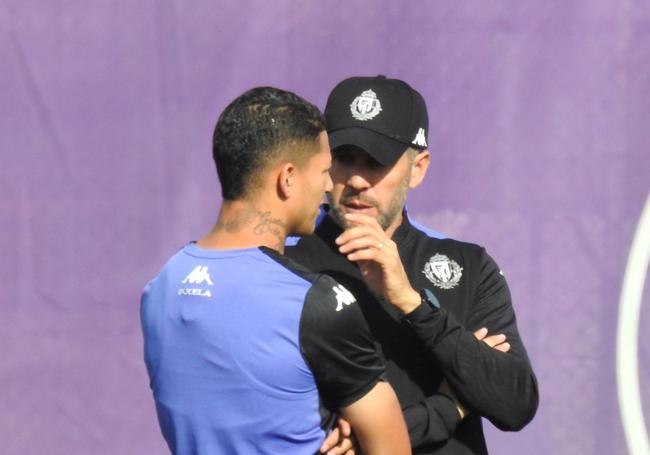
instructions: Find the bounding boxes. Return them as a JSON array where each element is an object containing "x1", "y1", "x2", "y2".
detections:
[{"x1": 324, "y1": 75, "x2": 429, "y2": 165}]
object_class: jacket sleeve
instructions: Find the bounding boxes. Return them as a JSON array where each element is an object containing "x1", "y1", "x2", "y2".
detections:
[
  {"x1": 402, "y1": 393, "x2": 462, "y2": 447},
  {"x1": 402, "y1": 249, "x2": 539, "y2": 431}
]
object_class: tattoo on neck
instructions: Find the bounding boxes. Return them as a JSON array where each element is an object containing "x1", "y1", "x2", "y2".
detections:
[
  {"x1": 215, "y1": 209, "x2": 255, "y2": 233},
  {"x1": 253, "y1": 211, "x2": 286, "y2": 240}
]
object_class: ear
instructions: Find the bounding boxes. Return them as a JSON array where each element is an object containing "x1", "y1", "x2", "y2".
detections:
[
  {"x1": 277, "y1": 162, "x2": 297, "y2": 200},
  {"x1": 409, "y1": 150, "x2": 431, "y2": 189}
]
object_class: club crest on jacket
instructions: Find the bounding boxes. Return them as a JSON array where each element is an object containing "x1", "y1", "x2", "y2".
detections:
[{"x1": 423, "y1": 254, "x2": 463, "y2": 289}]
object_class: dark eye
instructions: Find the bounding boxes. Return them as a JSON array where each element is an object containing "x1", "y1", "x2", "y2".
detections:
[
  {"x1": 332, "y1": 153, "x2": 354, "y2": 166},
  {"x1": 366, "y1": 158, "x2": 385, "y2": 171}
]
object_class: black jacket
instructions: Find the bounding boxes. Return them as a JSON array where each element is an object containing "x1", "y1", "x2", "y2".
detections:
[{"x1": 285, "y1": 210, "x2": 538, "y2": 454}]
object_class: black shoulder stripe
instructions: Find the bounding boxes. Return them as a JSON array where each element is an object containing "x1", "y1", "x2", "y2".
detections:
[{"x1": 258, "y1": 246, "x2": 322, "y2": 285}]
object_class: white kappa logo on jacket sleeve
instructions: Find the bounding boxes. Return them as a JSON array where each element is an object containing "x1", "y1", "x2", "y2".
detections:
[{"x1": 332, "y1": 284, "x2": 356, "y2": 311}]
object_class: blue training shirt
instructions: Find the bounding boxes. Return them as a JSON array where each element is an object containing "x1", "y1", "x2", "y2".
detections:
[{"x1": 141, "y1": 243, "x2": 384, "y2": 455}]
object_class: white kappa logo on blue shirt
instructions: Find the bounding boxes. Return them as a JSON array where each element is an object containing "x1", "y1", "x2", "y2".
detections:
[
  {"x1": 182, "y1": 266, "x2": 214, "y2": 285},
  {"x1": 179, "y1": 265, "x2": 213, "y2": 297}
]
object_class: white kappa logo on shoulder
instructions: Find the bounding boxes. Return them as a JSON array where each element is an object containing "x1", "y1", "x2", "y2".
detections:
[
  {"x1": 182, "y1": 266, "x2": 214, "y2": 285},
  {"x1": 179, "y1": 266, "x2": 213, "y2": 298},
  {"x1": 332, "y1": 284, "x2": 356, "y2": 311},
  {"x1": 350, "y1": 89, "x2": 382, "y2": 121},
  {"x1": 423, "y1": 254, "x2": 463, "y2": 290}
]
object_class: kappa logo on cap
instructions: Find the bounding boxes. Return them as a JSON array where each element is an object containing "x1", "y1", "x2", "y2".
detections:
[
  {"x1": 350, "y1": 89, "x2": 382, "y2": 121},
  {"x1": 412, "y1": 128, "x2": 427, "y2": 147}
]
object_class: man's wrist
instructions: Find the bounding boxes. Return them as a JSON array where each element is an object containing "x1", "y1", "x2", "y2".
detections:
[
  {"x1": 398, "y1": 288, "x2": 443, "y2": 328},
  {"x1": 392, "y1": 288, "x2": 422, "y2": 314}
]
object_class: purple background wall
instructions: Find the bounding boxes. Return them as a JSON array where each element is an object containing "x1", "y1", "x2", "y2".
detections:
[{"x1": 2, "y1": 1, "x2": 649, "y2": 454}]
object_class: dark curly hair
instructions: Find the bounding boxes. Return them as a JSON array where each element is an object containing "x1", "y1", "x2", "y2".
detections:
[{"x1": 212, "y1": 87, "x2": 326, "y2": 200}]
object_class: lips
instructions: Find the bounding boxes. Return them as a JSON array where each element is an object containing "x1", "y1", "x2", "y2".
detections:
[
  {"x1": 341, "y1": 198, "x2": 377, "y2": 216},
  {"x1": 344, "y1": 200, "x2": 373, "y2": 210}
]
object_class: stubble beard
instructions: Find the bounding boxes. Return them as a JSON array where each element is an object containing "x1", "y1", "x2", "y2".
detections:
[{"x1": 327, "y1": 176, "x2": 410, "y2": 231}]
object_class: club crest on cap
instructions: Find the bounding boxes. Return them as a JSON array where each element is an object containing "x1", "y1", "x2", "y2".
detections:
[
  {"x1": 350, "y1": 89, "x2": 382, "y2": 121},
  {"x1": 423, "y1": 254, "x2": 463, "y2": 289}
]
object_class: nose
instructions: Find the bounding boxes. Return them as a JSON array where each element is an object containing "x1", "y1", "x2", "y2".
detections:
[
  {"x1": 345, "y1": 172, "x2": 371, "y2": 191},
  {"x1": 325, "y1": 172, "x2": 333, "y2": 192}
]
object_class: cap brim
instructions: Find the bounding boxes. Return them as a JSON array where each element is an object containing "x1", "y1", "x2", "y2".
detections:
[{"x1": 328, "y1": 127, "x2": 408, "y2": 166}]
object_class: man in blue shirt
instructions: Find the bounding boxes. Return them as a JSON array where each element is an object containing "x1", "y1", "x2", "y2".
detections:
[{"x1": 141, "y1": 86, "x2": 410, "y2": 454}]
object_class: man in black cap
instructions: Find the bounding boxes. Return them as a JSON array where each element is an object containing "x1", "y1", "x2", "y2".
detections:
[{"x1": 285, "y1": 76, "x2": 538, "y2": 454}]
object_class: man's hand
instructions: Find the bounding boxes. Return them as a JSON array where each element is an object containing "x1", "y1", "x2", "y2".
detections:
[
  {"x1": 473, "y1": 327, "x2": 510, "y2": 353},
  {"x1": 335, "y1": 213, "x2": 421, "y2": 314},
  {"x1": 438, "y1": 328, "x2": 511, "y2": 419},
  {"x1": 320, "y1": 418, "x2": 358, "y2": 455},
  {"x1": 438, "y1": 379, "x2": 467, "y2": 419}
]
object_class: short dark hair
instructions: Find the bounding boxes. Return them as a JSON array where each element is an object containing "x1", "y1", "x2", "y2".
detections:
[{"x1": 212, "y1": 86, "x2": 326, "y2": 200}]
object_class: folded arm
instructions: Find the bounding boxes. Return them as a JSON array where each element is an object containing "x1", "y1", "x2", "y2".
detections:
[
  {"x1": 340, "y1": 381, "x2": 410, "y2": 455},
  {"x1": 402, "y1": 251, "x2": 539, "y2": 430}
]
